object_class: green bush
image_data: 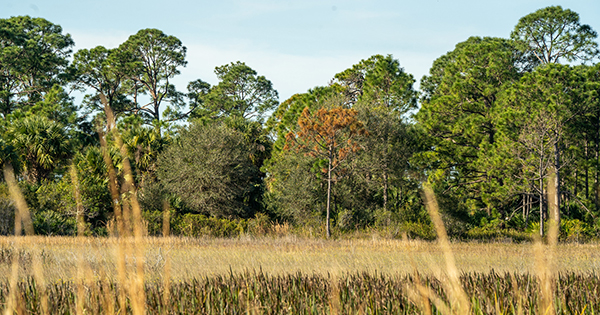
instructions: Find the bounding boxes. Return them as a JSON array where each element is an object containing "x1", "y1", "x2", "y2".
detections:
[
  {"x1": 157, "y1": 123, "x2": 261, "y2": 218},
  {"x1": 33, "y1": 210, "x2": 77, "y2": 236},
  {"x1": 142, "y1": 210, "x2": 165, "y2": 236},
  {"x1": 400, "y1": 221, "x2": 436, "y2": 240},
  {"x1": 560, "y1": 219, "x2": 593, "y2": 242},
  {"x1": 173, "y1": 214, "x2": 247, "y2": 238},
  {"x1": 246, "y1": 212, "x2": 272, "y2": 236},
  {"x1": 0, "y1": 197, "x2": 14, "y2": 236}
]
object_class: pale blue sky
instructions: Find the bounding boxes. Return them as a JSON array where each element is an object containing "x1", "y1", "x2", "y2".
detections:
[{"x1": 1, "y1": 0, "x2": 599, "y2": 102}]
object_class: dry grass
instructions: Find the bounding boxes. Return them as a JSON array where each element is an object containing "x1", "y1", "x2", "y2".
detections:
[{"x1": 0, "y1": 236, "x2": 598, "y2": 282}]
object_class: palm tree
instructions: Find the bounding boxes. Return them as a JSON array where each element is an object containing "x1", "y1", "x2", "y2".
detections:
[{"x1": 10, "y1": 116, "x2": 72, "y2": 182}]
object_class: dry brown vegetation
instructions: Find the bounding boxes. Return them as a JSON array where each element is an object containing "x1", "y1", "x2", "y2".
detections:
[
  {"x1": 0, "y1": 236, "x2": 599, "y2": 281},
  {"x1": 0, "y1": 236, "x2": 599, "y2": 314}
]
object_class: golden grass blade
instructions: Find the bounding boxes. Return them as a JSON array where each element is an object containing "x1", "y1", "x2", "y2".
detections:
[
  {"x1": 162, "y1": 200, "x2": 170, "y2": 237},
  {"x1": 422, "y1": 183, "x2": 470, "y2": 314},
  {"x1": 102, "y1": 102, "x2": 147, "y2": 315},
  {"x1": 405, "y1": 282, "x2": 452, "y2": 315},
  {"x1": 161, "y1": 202, "x2": 171, "y2": 314},
  {"x1": 3, "y1": 164, "x2": 49, "y2": 315},
  {"x1": 3, "y1": 164, "x2": 33, "y2": 236},
  {"x1": 402, "y1": 232, "x2": 433, "y2": 315},
  {"x1": 3, "y1": 240, "x2": 19, "y2": 315},
  {"x1": 535, "y1": 171, "x2": 559, "y2": 315},
  {"x1": 98, "y1": 129, "x2": 124, "y2": 236},
  {"x1": 31, "y1": 242, "x2": 49, "y2": 315}
]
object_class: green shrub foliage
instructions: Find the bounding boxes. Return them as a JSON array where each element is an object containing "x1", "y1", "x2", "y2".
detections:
[{"x1": 157, "y1": 122, "x2": 261, "y2": 218}]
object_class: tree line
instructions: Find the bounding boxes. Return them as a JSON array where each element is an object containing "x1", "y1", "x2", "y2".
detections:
[{"x1": 1, "y1": 6, "x2": 599, "y2": 240}]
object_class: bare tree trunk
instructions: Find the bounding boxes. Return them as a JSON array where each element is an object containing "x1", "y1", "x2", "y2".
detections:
[
  {"x1": 525, "y1": 193, "x2": 530, "y2": 228},
  {"x1": 540, "y1": 173, "x2": 544, "y2": 237},
  {"x1": 326, "y1": 157, "x2": 332, "y2": 239},
  {"x1": 585, "y1": 139, "x2": 589, "y2": 199},
  {"x1": 594, "y1": 113, "x2": 600, "y2": 211},
  {"x1": 383, "y1": 171, "x2": 388, "y2": 212},
  {"x1": 575, "y1": 168, "x2": 578, "y2": 198},
  {"x1": 522, "y1": 193, "x2": 526, "y2": 220},
  {"x1": 594, "y1": 139, "x2": 600, "y2": 211},
  {"x1": 554, "y1": 143, "x2": 561, "y2": 228}
]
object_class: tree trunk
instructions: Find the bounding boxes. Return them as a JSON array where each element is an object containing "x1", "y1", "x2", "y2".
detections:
[
  {"x1": 326, "y1": 157, "x2": 332, "y2": 239},
  {"x1": 383, "y1": 171, "x2": 388, "y2": 212},
  {"x1": 594, "y1": 113, "x2": 600, "y2": 211},
  {"x1": 585, "y1": 139, "x2": 589, "y2": 199},
  {"x1": 540, "y1": 175, "x2": 544, "y2": 237},
  {"x1": 594, "y1": 143, "x2": 600, "y2": 211},
  {"x1": 554, "y1": 143, "x2": 561, "y2": 228},
  {"x1": 524, "y1": 193, "x2": 530, "y2": 228},
  {"x1": 522, "y1": 193, "x2": 526, "y2": 220}
]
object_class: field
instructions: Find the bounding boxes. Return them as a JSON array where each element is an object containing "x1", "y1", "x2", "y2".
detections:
[{"x1": 0, "y1": 236, "x2": 599, "y2": 314}]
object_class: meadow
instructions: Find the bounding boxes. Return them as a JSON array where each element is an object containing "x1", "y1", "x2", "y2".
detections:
[
  {"x1": 0, "y1": 235, "x2": 599, "y2": 314},
  {"x1": 0, "y1": 236, "x2": 599, "y2": 280}
]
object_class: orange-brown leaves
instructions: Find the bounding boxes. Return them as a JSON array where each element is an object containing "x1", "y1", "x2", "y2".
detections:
[{"x1": 286, "y1": 106, "x2": 367, "y2": 173}]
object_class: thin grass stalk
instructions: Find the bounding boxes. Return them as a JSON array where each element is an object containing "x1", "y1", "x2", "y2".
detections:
[
  {"x1": 510, "y1": 273, "x2": 524, "y2": 315},
  {"x1": 3, "y1": 250, "x2": 19, "y2": 315},
  {"x1": 97, "y1": 128, "x2": 124, "y2": 237},
  {"x1": 3, "y1": 163, "x2": 38, "y2": 315},
  {"x1": 536, "y1": 171, "x2": 559, "y2": 315},
  {"x1": 422, "y1": 183, "x2": 470, "y2": 314},
  {"x1": 119, "y1": 144, "x2": 146, "y2": 315},
  {"x1": 102, "y1": 100, "x2": 146, "y2": 315},
  {"x1": 70, "y1": 163, "x2": 88, "y2": 314},
  {"x1": 76, "y1": 242, "x2": 86, "y2": 315},
  {"x1": 98, "y1": 102, "x2": 130, "y2": 314},
  {"x1": 161, "y1": 201, "x2": 171, "y2": 315},
  {"x1": 3, "y1": 164, "x2": 33, "y2": 235},
  {"x1": 99, "y1": 265, "x2": 115, "y2": 315},
  {"x1": 328, "y1": 272, "x2": 340, "y2": 315},
  {"x1": 162, "y1": 200, "x2": 170, "y2": 238},
  {"x1": 402, "y1": 233, "x2": 433, "y2": 315},
  {"x1": 30, "y1": 243, "x2": 48, "y2": 315}
]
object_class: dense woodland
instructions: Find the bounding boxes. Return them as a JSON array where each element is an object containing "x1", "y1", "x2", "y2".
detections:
[{"x1": 1, "y1": 6, "x2": 599, "y2": 240}]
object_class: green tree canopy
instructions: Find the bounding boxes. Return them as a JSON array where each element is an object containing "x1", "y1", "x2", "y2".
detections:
[
  {"x1": 119, "y1": 28, "x2": 187, "y2": 125},
  {"x1": 157, "y1": 122, "x2": 261, "y2": 218},
  {"x1": 416, "y1": 37, "x2": 526, "y2": 214},
  {"x1": 511, "y1": 6, "x2": 599, "y2": 64},
  {"x1": 71, "y1": 45, "x2": 133, "y2": 122},
  {"x1": 0, "y1": 16, "x2": 73, "y2": 119},
  {"x1": 192, "y1": 61, "x2": 278, "y2": 123},
  {"x1": 8, "y1": 115, "x2": 72, "y2": 183}
]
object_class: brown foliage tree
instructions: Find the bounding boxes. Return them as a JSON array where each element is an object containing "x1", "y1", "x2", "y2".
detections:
[{"x1": 285, "y1": 106, "x2": 367, "y2": 238}]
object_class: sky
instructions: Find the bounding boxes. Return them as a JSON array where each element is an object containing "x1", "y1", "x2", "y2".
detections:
[{"x1": 1, "y1": 0, "x2": 600, "y2": 103}]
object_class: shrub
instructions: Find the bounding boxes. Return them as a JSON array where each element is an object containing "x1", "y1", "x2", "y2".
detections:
[
  {"x1": 33, "y1": 210, "x2": 77, "y2": 236},
  {"x1": 157, "y1": 123, "x2": 261, "y2": 218},
  {"x1": 173, "y1": 214, "x2": 247, "y2": 238}
]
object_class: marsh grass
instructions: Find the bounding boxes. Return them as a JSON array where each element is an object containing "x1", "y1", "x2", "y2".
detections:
[{"x1": 0, "y1": 235, "x2": 598, "y2": 314}]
